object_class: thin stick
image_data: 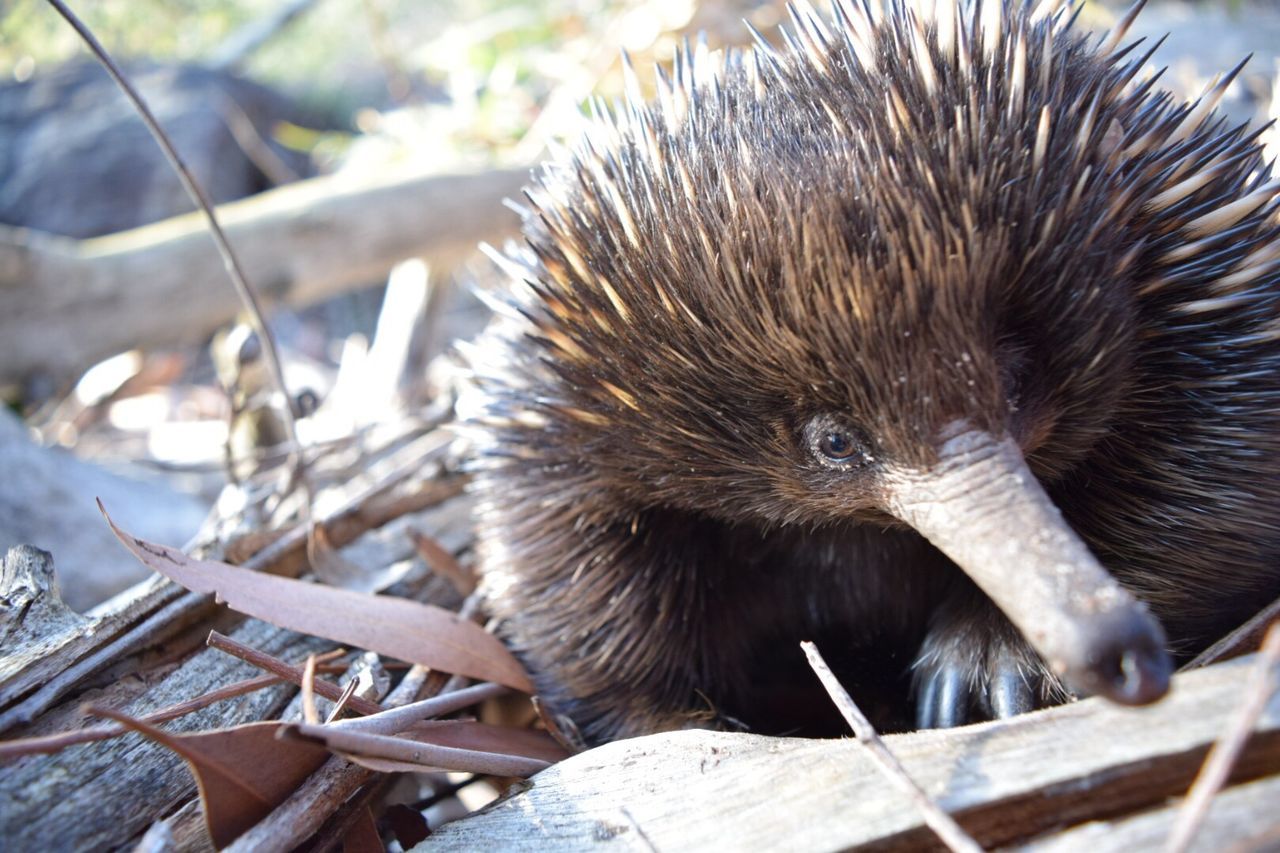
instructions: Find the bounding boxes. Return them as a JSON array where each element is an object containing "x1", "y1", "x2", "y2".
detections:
[
  {"x1": 206, "y1": 631, "x2": 383, "y2": 716},
  {"x1": 0, "y1": 652, "x2": 347, "y2": 759},
  {"x1": 801, "y1": 641, "x2": 984, "y2": 853},
  {"x1": 325, "y1": 678, "x2": 361, "y2": 724},
  {"x1": 302, "y1": 654, "x2": 320, "y2": 725},
  {"x1": 43, "y1": 0, "x2": 300, "y2": 466},
  {"x1": 287, "y1": 723, "x2": 551, "y2": 776},
  {"x1": 325, "y1": 681, "x2": 507, "y2": 735},
  {"x1": 1187, "y1": 595, "x2": 1280, "y2": 669},
  {"x1": 1165, "y1": 622, "x2": 1280, "y2": 853},
  {"x1": 4, "y1": 674, "x2": 272, "y2": 758}
]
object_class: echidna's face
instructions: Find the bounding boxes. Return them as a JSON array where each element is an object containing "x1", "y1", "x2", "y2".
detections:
[
  {"x1": 546, "y1": 227, "x2": 1136, "y2": 530},
  {"x1": 506, "y1": 9, "x2": 1148, "y2": 528},
  {"x1": 477, "y1": 1, "x2": 1207, "y2": 705}
]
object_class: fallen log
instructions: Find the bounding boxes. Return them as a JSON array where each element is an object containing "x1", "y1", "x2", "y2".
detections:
[
  {"x1": 0, "y1": 164, "x2": 528, "y2": 384},
  {"x1": 425, "y1": 656, "x2": 1280, "y2": 851}
]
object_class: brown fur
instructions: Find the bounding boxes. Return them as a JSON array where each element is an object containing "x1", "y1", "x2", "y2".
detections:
[{"x1": 463, "y1": 0, "x2": 1280, "y2": 744}]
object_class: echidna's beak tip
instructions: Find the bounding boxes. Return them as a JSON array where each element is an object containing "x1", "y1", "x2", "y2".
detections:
[
  {"x1": 1071, "y1": 611, "x2": 1172, "y2": 705},
  {"x1": 1118, "y1": 645, "x2": 1174, "y2": 705}
]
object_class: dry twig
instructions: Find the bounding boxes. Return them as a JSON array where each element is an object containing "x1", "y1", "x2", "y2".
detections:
[
  {"x1": 1166, "y1": 622, "x2": 1280, "y2": 853},
  {"x1": 801, "y1": 640, "x2": 984, "y2": 853},
  {"x1": 207, "y1": 631, "x2": 382, "y2": 717},
  {"x1": 302, "y1": 654, "x2": 321, "y2": 725},
  {"x1": 43, "y1": 0, "x2": 299, "y2": 462},
  {"x1": 1188, "y1": 595, "x2": 1280, "y2": 669},
  {"x1": 0, "y1": 659, "x2": 344, "y2": 759}
]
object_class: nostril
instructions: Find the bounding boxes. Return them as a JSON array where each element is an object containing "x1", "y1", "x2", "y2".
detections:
[
  {"x1": 1111, "y1": 643, "x2": 1172, "y2": 705},
  {"x1": 1065, "y1": 608, "x2": 1172, "y2": 706}
]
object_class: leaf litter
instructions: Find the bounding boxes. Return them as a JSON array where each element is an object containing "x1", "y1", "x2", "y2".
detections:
[
  {"x1": 101, "y1": 500, "x2": 532, "y2": 693},
  {"x1": 9, "y1": 505, "x2": 559, "y2": 848}
]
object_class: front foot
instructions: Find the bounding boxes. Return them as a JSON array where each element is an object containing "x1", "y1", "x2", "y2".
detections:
[{"x1": 913, "y1": 593, "x2": 1064, "y2": 729}]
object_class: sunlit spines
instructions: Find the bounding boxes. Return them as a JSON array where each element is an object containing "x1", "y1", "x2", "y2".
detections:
[
  {"x1": 1098, "y1": 0, "x2": 1148, "y2": 56},
  {"x1": 1170, "y1": 56, "x2": 1251, "y2": 146}
]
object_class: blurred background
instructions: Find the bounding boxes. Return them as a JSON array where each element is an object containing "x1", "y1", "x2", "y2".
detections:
[{"x1": 1, "y1": 0, "x2": 1277, "y2": 610}]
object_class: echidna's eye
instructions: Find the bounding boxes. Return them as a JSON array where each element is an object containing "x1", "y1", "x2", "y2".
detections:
[
  {"x1": 820, "y1": 431, "x2": 856, "y2": 460},
  {"x1": 805, "y1": 415, "x2": 871, "y2": 467}
]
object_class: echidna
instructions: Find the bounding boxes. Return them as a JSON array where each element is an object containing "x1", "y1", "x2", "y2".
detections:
[{"x1": 462, "y1": 0, "x2": 1280, "y2": 744}]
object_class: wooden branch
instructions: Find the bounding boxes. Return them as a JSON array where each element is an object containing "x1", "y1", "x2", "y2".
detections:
[
  {"x1": 0, "y1": 164, "x2": 528, "y2": 383},
  {"x1": 425, "y1": 656, "x2": 1280, "y2": 850},
  {"x1": 209, "y1": 0, "x2": 322, "y2": 71},
  {"x1": 1019, "y1": 776, "x2": 1280, "y2": 853},
  {"x1": 802, "y1": 641, "x2": 982, "y2": 853}
]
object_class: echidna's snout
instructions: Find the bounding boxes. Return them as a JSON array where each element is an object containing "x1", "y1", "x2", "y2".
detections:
[
  {"x1": 1071, "y1": 605, "x2": 1171, "y2": 705},
  {"x1": 881, "y1": 424, "x2": 1172, "y2": 707}
]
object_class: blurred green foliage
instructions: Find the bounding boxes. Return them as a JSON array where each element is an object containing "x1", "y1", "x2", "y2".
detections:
[
  {"x1": 2, "y1": 0, "x2": 247, "y2": 70},
  {"x1": 0, "y1": 0, "x2": 662, "y2": 165},
  {"x1": 4, "y1": 0, "x2": 1247, "y2": 168}
]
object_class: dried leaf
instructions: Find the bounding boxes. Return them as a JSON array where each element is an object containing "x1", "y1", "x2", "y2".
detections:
[
  {"x1": 286, "y1": 721, "x2": 552, "y2": 776},
  {"x1": 88, "y1": 706, "x2": 328, "y2": 849},
  {"x1": 341, "y1": 807, "x2": 383, "y2": 853},
  {"x1": 99, "y1": 503, "x2": 533, "y2": 692},
  {"x1": 384, "y1": 804, "x2": 431, "y2": 847},
  {"x1": 409, "y1": 527, "x2": 476, "y2": 595},
  {"x1": 401, "y1": 720, "x2": 570, "y2": 764}
]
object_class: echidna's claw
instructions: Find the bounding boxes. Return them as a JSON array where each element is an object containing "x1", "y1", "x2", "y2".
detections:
[
  {"x1": 913, "y1": 588, "x2": 1055, "y2": 729},
  {"x1": 985, "y1": 667, "x2": 1037, "y2": 720},
  {"x1": 915, "y1": 663, "x2": 971, "y2": 729}
]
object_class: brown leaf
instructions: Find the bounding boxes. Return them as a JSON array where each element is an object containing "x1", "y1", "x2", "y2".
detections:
[
  {"x1": 286, "y1": 722, "x2": 552, "y2": 777},
  {"x1": 384, "y1": 804, "x2": 431, "y2": 847},
  {"x1": 341, "y1": 807, "x2": 383, "y2": 853},
  {"x1": 401, "y1": 720, "x2": 570, "y2": 765},
  {"x1": 88, "y1": 705, "x2": 329, "y2": 849},
  {"x1": 99, "y1": 503, "x2": 533, "y2": 692},
  {"x1": 409, "y1": 527, "x2": 476, "y2": 595}
]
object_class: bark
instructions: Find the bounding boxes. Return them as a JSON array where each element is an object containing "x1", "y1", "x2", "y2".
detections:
[
  {"x1": 425, "y1": 657, "x2": 1280, "y2": 851},
  {"x1": 0, "y1": 474, "x2": 471, "y2": 850}
]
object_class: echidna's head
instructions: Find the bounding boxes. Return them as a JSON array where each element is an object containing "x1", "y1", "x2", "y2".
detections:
[
  {"x1": 475, "y1": 0, "x2": 1278, "y2": 703},
  {"x1": 502, "y1": 2, "x2": 1163, "y2": 524}
]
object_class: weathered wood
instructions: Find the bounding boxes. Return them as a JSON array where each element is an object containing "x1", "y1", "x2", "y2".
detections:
[
  {"x1": 0, "y1": 164, "x2": 528, "y2": 383},
  {"x1": 0, "y1": 614, "x2": 333, "y2": 851},
  {"x1": 0, "y1": 479, "x2": 473, "y2": 850},
  {"x1": 0, "y1": 572, "x2": 189, "y2": 733},
  {"x1": 1014, "y1": 774, "x2": 1280, "y2": 853},
  {"x1": 0, "y1": 581, "x2": 462, "y2": 848},
  {"x1": 0, "y1": 546, "x2": 87, "y2": 657},
  {"x1": 0, "y1": 444, "x2": 460, "y2": 735},
  {"x1": 424, "y1": 657, "x2": 1280, "y2": 851}
]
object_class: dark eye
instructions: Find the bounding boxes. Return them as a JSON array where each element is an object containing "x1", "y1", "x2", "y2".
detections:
[
  {"x1": 805, "y1": 415, "x2": 871, "y2": 467},
  {"x1": 819, "y1": 431, "x2": 857, "y2": 460}
]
